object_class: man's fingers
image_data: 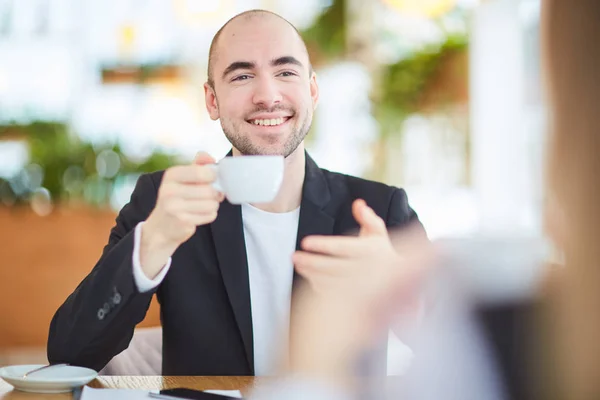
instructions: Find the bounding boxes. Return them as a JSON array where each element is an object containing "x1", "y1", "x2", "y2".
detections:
[
  {"x1": 300, "y1": 235, "x2": 371, "y2": 258},
  {"x1": 164, "y1": 198, "x2": 219, "y2": 215},
  {"x1": 293, "y1": 251, "x2": 351, "y2": 275},
  {"x1": 194, "y1": 151, "x2": 216, "y2": 166},
  {"x1": 183, "y1": 212, "x2": 219, "y2": 226},
  {"x1": 180, "y1": 199, "x2": 220, "y2": 215},
  {"x1": 352, "y1": 199, "x2": 387, "y2": 237},
  {"x1": 165, "y1": 165, "x2": 217, "y2": 184},
  {"x1": 163, "y1": 183, "x2": 221, "y2": 200}
]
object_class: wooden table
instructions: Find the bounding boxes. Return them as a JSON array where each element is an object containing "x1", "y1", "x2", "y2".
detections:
[{"x1": 0, "y1": 376, "x2": 263, "y2": 399}]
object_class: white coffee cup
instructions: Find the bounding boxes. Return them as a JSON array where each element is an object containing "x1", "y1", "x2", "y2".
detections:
[{"x1": 211, "y1": 155, "x2": 284, "y2": 204}]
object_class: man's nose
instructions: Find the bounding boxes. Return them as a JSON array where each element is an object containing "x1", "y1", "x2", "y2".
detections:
[{"x1": 252, "y1": 77, "x2": 282, "y2": 108}]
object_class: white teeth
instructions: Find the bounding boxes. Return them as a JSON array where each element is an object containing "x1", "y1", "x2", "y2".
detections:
[{"x1": 252, "y1": 117, "x2": 285, "y2": 126}]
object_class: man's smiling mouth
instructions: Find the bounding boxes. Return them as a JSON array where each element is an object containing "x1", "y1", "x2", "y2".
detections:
[{"x1": 247, "y1": 116, "x2": 291, "y2": 126}]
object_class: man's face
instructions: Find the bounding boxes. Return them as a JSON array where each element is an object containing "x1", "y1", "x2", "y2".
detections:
[{"x1": 204, "y1": 16, "x2": 319, "y2": 157}]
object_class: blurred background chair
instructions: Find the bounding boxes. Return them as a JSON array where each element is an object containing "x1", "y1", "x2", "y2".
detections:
[{"x1": 99, "y1": 326, "x2": 162, "y2": 376}]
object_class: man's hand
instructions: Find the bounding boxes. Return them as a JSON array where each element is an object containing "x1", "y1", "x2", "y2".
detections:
[
  {"x1": 287, "y1": 199, "x2": 433, "y2": 387},
  {"x1": 293, "y1": 199, "x2": 399, "y2": 292},
  {"x1": 140, "y1": 152, "x2": 224, "y2": 279}
]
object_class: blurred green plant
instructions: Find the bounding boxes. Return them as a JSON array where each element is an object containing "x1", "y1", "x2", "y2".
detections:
[
  {"x1": 302, "y1": 0, "x2": 468, "y2": 127},
  {"x1": 370, "y1": 34, "x2": 468, "y2": 180},
  {"x1": 0, "y1": 121, "x2": 178, "y2": 209},
  {"x1": 301, "y1": 0, "x2": 469, "y2": 180},
  {"x1": 101, "y1": 62, "x2": 183, "y2": 85},
  {"x1": 301, "y1": 0, "x2": 346, "y2": 65},
  {"x1": 375, "y1": 34, "x2": 468, "y2": 137}
]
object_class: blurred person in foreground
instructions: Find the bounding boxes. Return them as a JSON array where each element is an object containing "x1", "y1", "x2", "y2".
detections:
[
  {"x1": 250, "y1": 0, "x2": 600, "y2": 399},
  {"x1": 47, "y1": 10, "x2": 423, "y2": 375}
]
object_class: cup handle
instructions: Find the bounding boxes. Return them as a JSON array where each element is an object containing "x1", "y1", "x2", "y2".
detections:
[{"x1": 208, "y1": 164, "x2": 223, "y2": 193}]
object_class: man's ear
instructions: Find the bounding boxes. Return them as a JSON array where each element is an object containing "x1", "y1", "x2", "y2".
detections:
[
  {"x1": 204, "y1": 82, "x2": 220, "y2": 120},
  {"x1": 309, "y1": 71, "x2": 319, "y2": 110}
]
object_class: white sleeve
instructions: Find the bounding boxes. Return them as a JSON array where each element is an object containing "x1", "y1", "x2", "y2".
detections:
[{"x1": 132, "y1": 222, "x2": 172, "y2": 293}]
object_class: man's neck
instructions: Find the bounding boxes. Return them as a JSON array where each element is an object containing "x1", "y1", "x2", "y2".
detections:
[{"x1": 233, "y1": 145, "x2": 306, "y2": 213}]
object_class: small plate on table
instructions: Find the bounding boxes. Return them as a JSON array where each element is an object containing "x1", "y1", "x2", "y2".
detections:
[{"x1": 0, "y1": 364, "x2": 98, "y2": 393}]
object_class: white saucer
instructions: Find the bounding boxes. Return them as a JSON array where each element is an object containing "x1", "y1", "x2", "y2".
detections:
[{"x1": 0, "y1": 364, "x2": 98, "y2": 393}]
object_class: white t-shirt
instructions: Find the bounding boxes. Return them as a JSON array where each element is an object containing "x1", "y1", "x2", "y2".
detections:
[{"x1": 241, "y1": 203, "x2": 300, "y2": 375}]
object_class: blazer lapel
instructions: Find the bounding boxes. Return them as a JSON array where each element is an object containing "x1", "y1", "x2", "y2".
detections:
[
  {"x1": 294, "y1": 154, "x2": 335, "y2": 280},
  {"x1": 210, "y1": 200, "x2": 254, "y2": 374}
]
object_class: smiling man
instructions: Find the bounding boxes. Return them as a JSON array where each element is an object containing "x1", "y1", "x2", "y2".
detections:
[
  {"x1": 205, "y1": 11, "x2": 316, "y2": 160},
  {"x1": 47, "y1": 10, "x2": 424, "y2": 376}
]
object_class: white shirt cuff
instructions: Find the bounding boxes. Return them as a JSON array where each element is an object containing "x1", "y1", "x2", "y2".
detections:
[{"x1": 132, "y1": 221, "x2": 172, "y2": 293}]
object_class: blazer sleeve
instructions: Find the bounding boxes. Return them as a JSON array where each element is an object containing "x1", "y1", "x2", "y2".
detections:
[
  {"x1": 386, "y1": 188, "x2": 425, "y2": 232},
  {"x1": 47, "y1": 173, "x2": 161, "y2": 371}
]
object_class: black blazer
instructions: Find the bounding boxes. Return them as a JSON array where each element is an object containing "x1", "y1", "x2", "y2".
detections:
[{"x1": 47, "y1": 152, "x2": 422, "y2": 376}]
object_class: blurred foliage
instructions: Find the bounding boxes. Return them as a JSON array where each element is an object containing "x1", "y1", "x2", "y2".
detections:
[
  {"x1": 0, "y1": 121, "x2": 178, "y2": 209},
  {"x1": 301, "y1": 0, "x2": 346, "y2": 65},
  {"x1": 302, "y1": 0, "x2": 468, "y2": 135},
  {"x1": 375, "y1": 34, "x2": 468, "y2": 137},
  {"x1": 101, "y1": 62, "x2": 183, "y2": 85},
  {"x1": 301, "y1": 0, "x2": 469, "y2": 181}
]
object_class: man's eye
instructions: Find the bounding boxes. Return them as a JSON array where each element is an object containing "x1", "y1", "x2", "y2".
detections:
[
  {"x1": 278, "y1": 71, "x2": 297, "y2": 77},
  {"x1": 232, "y1": 75, "x2": 251, "y2": 82}
]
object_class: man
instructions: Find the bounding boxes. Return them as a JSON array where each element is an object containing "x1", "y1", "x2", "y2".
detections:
[{"x1": 47, "y1": 9, "x2": 422, "y2": 376}]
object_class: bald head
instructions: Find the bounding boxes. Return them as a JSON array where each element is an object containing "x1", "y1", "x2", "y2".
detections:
[{"x1": 207, "y1": 10, "x2": 311, "y2": 88}]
